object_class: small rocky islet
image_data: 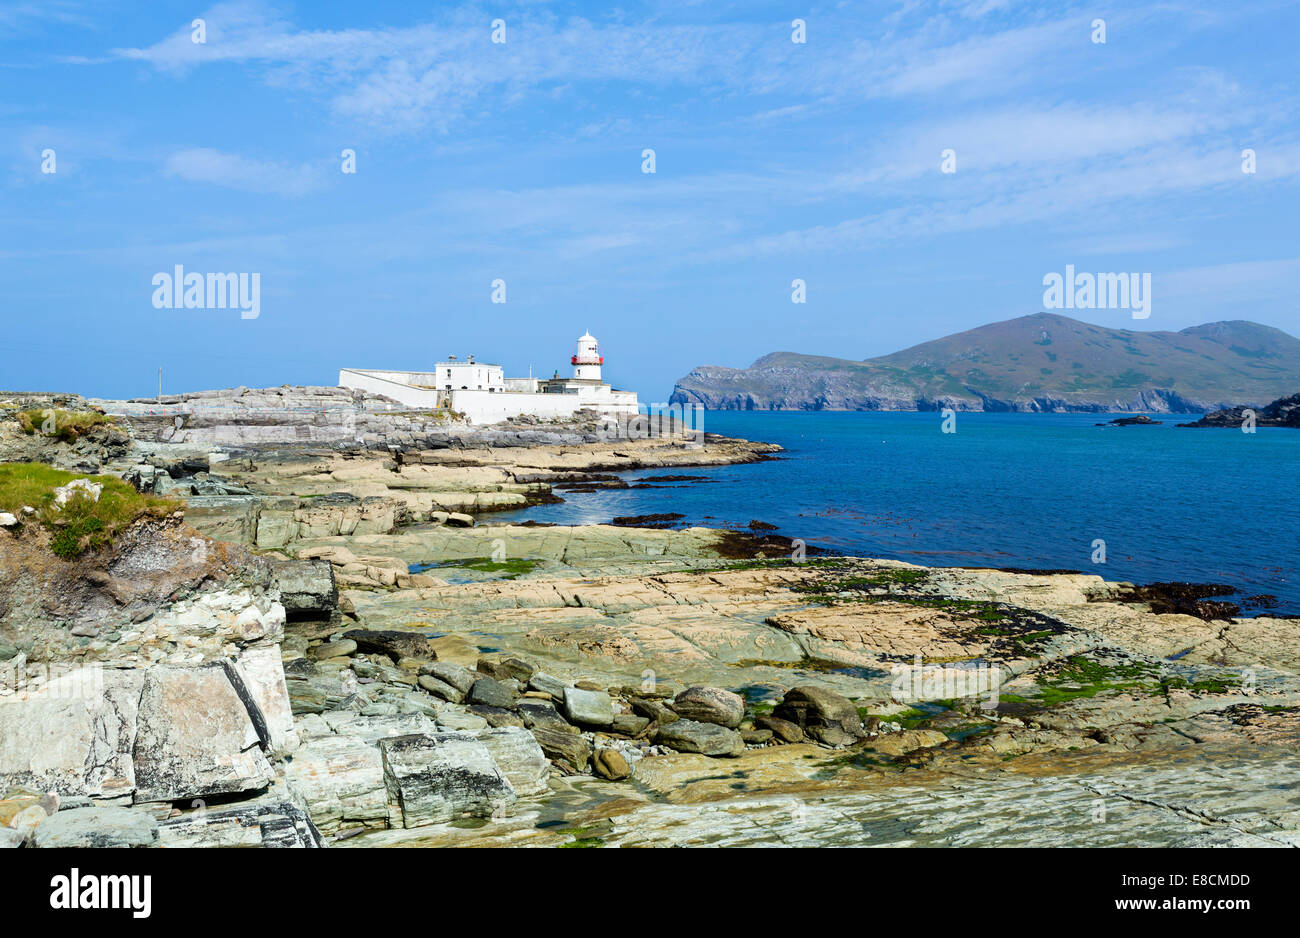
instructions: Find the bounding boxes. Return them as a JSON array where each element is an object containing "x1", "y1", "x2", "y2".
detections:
[{"x1": 2, "y1": 387, "x2": 1299, "y2": 848}]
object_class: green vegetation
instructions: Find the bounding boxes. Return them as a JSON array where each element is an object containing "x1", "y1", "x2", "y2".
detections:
[
  {"x1": 1022, "y1": 655, "x2": 1242, "y2": 709},
  {"x1": 801, "y1": 568, "x2": 930, "y2": 591},
  {"x1": 0, "y1": 463, "x2": 175, "y2": 559},
  {"x1": 796, "y1": 586, "x2": 1007, "y2": 622},
  {"x1": 1030, "y1": 655, "x2": 1164, "y2": 706},
  {"x1": 1158, "y1": 673, "x2": 1243, "y2": 695},
  {"x1": 416, "y1": 557, "x2": 544, "y2": 579},
  {"x1": 858, "y1": 706, "x2": 931, "y2": 729},
  {"x1": 16, "y1": 408, "x2": 115, "y2": 443},
  {"x1": 682, "y1": 557, "x2": 850, "y2": 575}
]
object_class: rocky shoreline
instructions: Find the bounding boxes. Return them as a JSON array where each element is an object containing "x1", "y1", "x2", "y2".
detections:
[
  {"x1": 1177, "y1": 392, "x2": 1300, "y2": 428},
  {"x1": 2, "y1": 390, "x2": 1299, "y2": 848}
]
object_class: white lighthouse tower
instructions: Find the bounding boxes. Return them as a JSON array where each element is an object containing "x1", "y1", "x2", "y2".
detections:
[{"x1": 571, "y1": 331, "x2": 603, "y2": 381}]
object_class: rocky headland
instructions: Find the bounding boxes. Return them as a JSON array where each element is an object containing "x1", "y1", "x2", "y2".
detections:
[
  {"x1": 1177, "y1": 392, "x2": 1300, "y2": 428},
  {"x1": 2, "y1": 387, "x2": 1298, "y2": 848},
  {"x1": 670, "y1": 314, "x2": 1300, "y2": 413}
]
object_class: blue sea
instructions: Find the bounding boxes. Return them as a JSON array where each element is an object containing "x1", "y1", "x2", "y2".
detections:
[{"x1": 496, "y1": 412, "x2": 1300, "y2": 613}]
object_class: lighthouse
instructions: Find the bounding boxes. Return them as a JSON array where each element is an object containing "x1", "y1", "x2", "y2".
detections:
[
  {"x1": 571, "y1": 331, "x2": 604, "y2": 381},
  {"x1": 340, "y1": 327, "x2": 638, "y2": 423}
]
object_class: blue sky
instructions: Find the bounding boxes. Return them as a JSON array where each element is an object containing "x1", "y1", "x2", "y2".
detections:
[{"x1": 3, "y1": 0, "x2": 1298, "y2": 400}]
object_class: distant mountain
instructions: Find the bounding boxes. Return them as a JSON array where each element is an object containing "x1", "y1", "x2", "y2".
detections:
[{"x1": 669, "y1": 314, "x2": 1300, "y2": 413}]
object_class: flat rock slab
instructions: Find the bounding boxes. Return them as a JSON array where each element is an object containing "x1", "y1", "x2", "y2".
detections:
[
  {"x1": 477, "y1": 727, "x2": 550, "y2": 797},
  {"x1": 32, "y1": 806, "x2": 158, "y2": 848},
  {"x1": 0, "y1": 667, "x2": 144, "y2": 800},
  {"x1": 379, "y1": 732, "x2": 515, "y2": 828},
  {"x1": 529, "y1": 726, "x2": 591, "y2": 773},
  {"x1": 159, "y1": 798, "x2": 322, "y2": 848},
  {"x1": 562, "y1": 687, "x2": 614, "y2": 727},
  {"x1": 283, "y1": 734, "x2": 389, "y2": 835},
  {"x1": 655, "y1": 719, "x2": 746, "y2": 757},
  {"x1": 232, "y1": 646, "x2": 300, "y2": 755},
  {"x1": 132, "y1": 666, "x2": 274, "y2": 803},
  {"x1": 468, "y1": 676, "x2": 517, "y2": 709},
  {"x1": 344, "y1": 629, "x2": 438, "y2": 662}
]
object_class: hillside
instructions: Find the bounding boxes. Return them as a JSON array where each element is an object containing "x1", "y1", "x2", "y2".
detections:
[{"x1": 669, "y1": 314, "x2": 1300, "y2": 412}]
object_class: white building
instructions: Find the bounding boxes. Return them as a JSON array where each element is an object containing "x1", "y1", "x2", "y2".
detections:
[
  {"x1": 434, "y1": 356, "x2": 504, "y2": 392},
  {"x1": 339, "y1": 331, "x2": 639, "y2": 425}
]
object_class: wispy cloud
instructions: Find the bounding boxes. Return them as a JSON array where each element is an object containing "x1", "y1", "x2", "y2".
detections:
[
  {"x1": 162, "y1": 147, "x2": 326, "y2": 195},
  {"x1": 104, "y1": 1, "x2": 1170, "y2": 135}
]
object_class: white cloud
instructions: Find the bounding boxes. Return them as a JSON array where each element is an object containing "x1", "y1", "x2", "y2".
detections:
[{"x1": 162, "y1": 147, "x2": 325, "y2": 195}]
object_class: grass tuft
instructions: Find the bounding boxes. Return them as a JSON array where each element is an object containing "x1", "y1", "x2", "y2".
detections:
[
  {"x1": 0, "y1": 463, "x2": 176, "y2": 559},
  {"x1": 16, "y1": 408, "x2": 115, "y2": 443}
]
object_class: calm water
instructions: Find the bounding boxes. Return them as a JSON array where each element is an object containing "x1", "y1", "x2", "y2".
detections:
[{"x1": 495, "y1": 412, "x2": 1300, "y2": 612}]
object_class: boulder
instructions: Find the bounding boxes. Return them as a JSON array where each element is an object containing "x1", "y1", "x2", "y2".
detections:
[
  {"x1": 756, "y1": 715, "x2": 804, "y2": 743},
  {"x1": 287, "y1": 681, "x2": 327, "y2": 715},
  {"x1": 283, "y1": 734, "x2": 388, "y2": 834},
  {"x1": 772, "y1": 685, "x2": 864, "y2": 745},
  {"x1": 592, "y1": 749, "x2": 632, "y2": 780},
  {"x1": 468, "y1": 677, "x2": 517, "y2": 709},
  {"x1": 477, "y1": 655, "x2": 536, "y2": 683},
  {"x1": 529, "y1": 726, "x2": 591, "y2": 773},
  {"x1": 517, "y1": 700, "x2": 576, "y2": 734},
  {"x1": 230, "y1": 646, "x2": 300, "y2": 756},
  {"x1": 629, "y1": 697, "x2": 679, "y2": 725},
  {"x1": 52, "y1": 479, "x2": 103, "y2": 509},
  {"x1": 528, "y1": 671, "x2": 570, "y2": 699},
  {"x1": 379, "y1": 733, "x2": 515, "y2": 828},
  {"x1": 269, "y1": 558, "x2": 338, "y2": 618},
  {"x1": 132, "y1": 666, "x2": 274, "y2": 803},
  {"x1": 0, "y1": 666, "x2": 144, "y2": 800},
  {"x1": 320, "y1": 711, "x2": 437, "y2": 743},
  {"x1": 32, "y1": 806, "x2": 158, "y2": 848},
  {"x1": 478, "y1": 727, "x2": 550, "y2": 797},
  {"x1": 670, "y1": 686, "x2": 745, "y2": 728},
  {"x1": 869, "y1": 729, "x2": 948, "y2": 756},
  {"x1": 612, "y1": 713, "x2": 651, "y2": 736},
  {"x1": 562, "y1": 687, "x2": 614, "y2": 727},
  {"x1": 9, "y1": 804, "x2": 49, "y2": 841},
  {"x1": 469, "y1": 705, "x2": 525, "y2": 728},
  {"x1": 417, "y1": 674, "x2": 464, "y2": 703},
  {"x1": 309, "y1": 639, "x2": 356, "y2": 660},
  {"x1": 343, "y1": 629, "x2": 438, "y2": 663},
  {"x1": 421, "y1": 661, "x2": 476, "y2": 694},
  {"x1": 655, "y1": 719, "x2": 746, "y2": 758},
  {"x1": 435, "y1": 709, "x2": 490, "y2": 732},
  {"x1": 284, "y1": 657, "x2": 317, "y2": 680}
]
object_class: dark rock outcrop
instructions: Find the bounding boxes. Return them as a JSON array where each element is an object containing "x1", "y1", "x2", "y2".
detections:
[{"x1": 1178, "y1": 393, "x2": 1300, "y2": 428}]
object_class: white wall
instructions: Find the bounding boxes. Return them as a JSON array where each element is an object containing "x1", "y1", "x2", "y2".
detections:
[
  {"x1": 338, "y1": 369, "x2": 440, "y2": 408},
  {"x1": 449, "y1": 389, "x2": 587, "y2": 424}
]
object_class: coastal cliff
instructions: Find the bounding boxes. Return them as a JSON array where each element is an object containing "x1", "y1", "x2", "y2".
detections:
[{"x1": 670, "y1": 313, "x2": 1300, "y2": 412}]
